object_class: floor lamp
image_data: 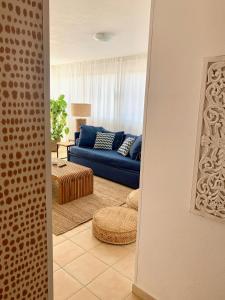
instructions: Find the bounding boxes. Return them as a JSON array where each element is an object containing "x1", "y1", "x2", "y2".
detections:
[{"x1": 71, "y1": 103, "x2": 91, "y2": 132}]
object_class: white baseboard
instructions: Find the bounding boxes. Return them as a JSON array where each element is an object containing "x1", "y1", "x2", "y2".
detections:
[{"x1": 132, "y1": 284, "x2": 156, "y2": 300}]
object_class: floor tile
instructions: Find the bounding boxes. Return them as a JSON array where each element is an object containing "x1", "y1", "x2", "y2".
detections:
[
  {"x1": 53, "y1": 261, "x2": 60, "y2": 272},
  {"x1": 85, "y1": 220, "x2": 92, "y2": 228},
  {"x1": 54, "y1": 240, "x2": 85, "y2": 267},
  {"x1": 65, "y1": 253, "x2": 108, "y2": 285},
  {"x1": 124, "y1": 242, "x2": 136, "y2": 253},
  {"x1": 54, "y1": 269, "x2": 82, "y2": 300},
  {"x1": 87, "y1": 269, "x2": 132, "y2": 300},
  {"x1": 63, "y1": 223, "x2": 88, "y2": 238},
  {"x1": 68, "y1": 288, "x2": 99, "y2": 300},
  {"x1": 70, "y1": 229, "x2": 100, "y2": 250},
  {"x1": 125, "y1": 293, "x2": 141, "y2": 299},
  {"x1": 90, "y1": 243, "x2": 129, "y2": 265},
  {"x1": 53, "y1": 234, "x2": 66, "y2": 246},
  {"x1": 113, "y1": 252, "x2": 135, "y2": 280}
]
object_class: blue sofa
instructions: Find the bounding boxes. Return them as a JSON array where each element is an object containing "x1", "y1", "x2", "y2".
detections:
[{"x1": 68, "y1": 128, "x2": 141, "y2": 189}]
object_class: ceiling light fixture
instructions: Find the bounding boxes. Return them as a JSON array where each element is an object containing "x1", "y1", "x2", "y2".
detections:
[{"x1": 93, "y1": 32, "x2": 113, "y2": 42}]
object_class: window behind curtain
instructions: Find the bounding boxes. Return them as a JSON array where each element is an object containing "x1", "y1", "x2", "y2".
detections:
[{"x1": 50, "y1": 54, "x2": 147, "y2": 138}]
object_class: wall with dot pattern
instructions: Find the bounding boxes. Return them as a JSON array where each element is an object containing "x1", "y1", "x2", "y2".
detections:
[{"x1": 0, "y1": 0, "x2": 49, "y2": 299}]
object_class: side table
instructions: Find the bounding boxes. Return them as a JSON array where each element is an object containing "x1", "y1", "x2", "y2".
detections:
[{"x1": 57, "y1": 141, "x2": 75, "y2": 159}]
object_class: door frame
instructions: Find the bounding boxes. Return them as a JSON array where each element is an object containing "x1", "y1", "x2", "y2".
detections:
[
  {"x1": 43, "y1": 1, "x2": 53, "y2": 299},
  {"x1": 43, "y1": 1, "x2": 154, "y2": 298},
  {"x1": 133, "y1": 0, "x2": 155, "y2": 288}
]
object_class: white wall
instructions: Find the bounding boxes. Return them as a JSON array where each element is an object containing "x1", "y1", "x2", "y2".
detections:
[{"x1": 136, "y1": 1, "x2": 225, "y2": 299}]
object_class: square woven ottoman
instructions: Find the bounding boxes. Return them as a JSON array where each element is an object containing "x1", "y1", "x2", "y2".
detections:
[{"x1": 52, "y1": 160, "x2": 93, "y2": 204}]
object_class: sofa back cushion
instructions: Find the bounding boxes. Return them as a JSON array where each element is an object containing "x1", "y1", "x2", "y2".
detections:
[
  {"x1": 124, "y1": 133, "x2": 138, "y2": 141},
  {"x1": 94, "y1": 132, "x2": 115, "y2": 150},
  {"x1": 129, "y1": 135, "x2": 142, "y2": 160},
  {"x1": 79, "y1": 125, "x2": 104, "y2": 148}
]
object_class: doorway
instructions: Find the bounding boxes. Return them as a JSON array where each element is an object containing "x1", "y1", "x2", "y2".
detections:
[{"x1": 49, "y1": 1, "x2": 151, "y2": 299}]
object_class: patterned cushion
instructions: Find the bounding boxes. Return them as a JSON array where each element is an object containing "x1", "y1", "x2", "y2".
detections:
[
  {"x1": 102, "y1": 129, "x2": 125, "y2": 150},
  {"x1": 117, "y1": 137, "x2": 135, "y2": 156},
  {"x1": 94, "y1": 132, "x2": 115, "y2": 150}
]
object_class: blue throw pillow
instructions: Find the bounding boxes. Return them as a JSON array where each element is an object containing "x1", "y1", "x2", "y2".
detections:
[
  {"x1": 79, "y1": 125, "x2": 104, "y2": 148},
  {"x1": 129, "y1": 135, "x2": 142, "y2": 160},
  {"x1": 102, "y1": 129, "x2": 124, "y2": 150}
]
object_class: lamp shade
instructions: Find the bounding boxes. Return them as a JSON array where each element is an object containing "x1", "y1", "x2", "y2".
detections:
[{"x1": 71, "y1": 103, "x2": 91, "y2": 117}]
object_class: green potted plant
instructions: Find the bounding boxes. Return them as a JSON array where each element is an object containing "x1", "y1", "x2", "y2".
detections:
[{"x1": 50, "y1": 95, "x2": 69, "y2": 151}]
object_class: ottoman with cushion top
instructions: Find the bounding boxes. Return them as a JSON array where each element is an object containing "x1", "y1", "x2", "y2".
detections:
[
  {"x1": 52, "y1": 159, "x2": 93, "y2": 204},
  {"x1": 92, "y1": 206, "x2": 137, "y2": 245},
  {"x1": 126, "y1": 189, "x2": 140, "y2": 211}
]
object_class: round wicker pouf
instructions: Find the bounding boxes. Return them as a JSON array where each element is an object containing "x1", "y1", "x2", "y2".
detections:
[
  {"x1": 126, "y1": 189, "x2": 140, "y2": 211},
  {"x1": 92, "y1": 206, "x2": 137, "y2": 245}
]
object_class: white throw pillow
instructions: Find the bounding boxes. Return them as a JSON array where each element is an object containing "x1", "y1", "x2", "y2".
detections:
[
  {"x1": 94, "y1": 132, "x2": 115, "y2": 150},
  {"x1": 117, "y1": 137, "x2": 135, "y2": 156}
]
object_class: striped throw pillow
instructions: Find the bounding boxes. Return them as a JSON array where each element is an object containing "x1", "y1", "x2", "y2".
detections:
[
  {"x1": 94, "y1": 132, "x2": 115, "y2": 150},
  {"x1": 117, "y1": 137, "x2": 135, "y2": 156}
]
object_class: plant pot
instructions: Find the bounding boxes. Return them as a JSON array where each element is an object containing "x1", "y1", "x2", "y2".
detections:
[{"x1": 51, "y1": 139, "x2": 60, "y2": 152}]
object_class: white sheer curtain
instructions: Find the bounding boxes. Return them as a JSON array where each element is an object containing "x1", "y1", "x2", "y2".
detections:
[{"x1": 50, "y1": 54, "x2": 147, "y2": 138}]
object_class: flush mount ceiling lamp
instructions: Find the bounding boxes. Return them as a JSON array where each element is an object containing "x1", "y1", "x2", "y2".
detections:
[{"x1": 93, "y1": 32, "x2": 113, "y2": 42}]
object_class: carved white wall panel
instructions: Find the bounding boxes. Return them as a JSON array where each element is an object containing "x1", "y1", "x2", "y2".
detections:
[{"x1": 192, "y1": 56, "x2": 225, "y2": 223}]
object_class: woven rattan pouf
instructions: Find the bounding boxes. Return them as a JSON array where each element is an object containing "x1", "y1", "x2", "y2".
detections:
[
  {"x1": 92, "y1": 206, "x2": 137, "y2": 245},
  {"x1": 126, "y1": 189, "x2": 140, "y2": 211}
]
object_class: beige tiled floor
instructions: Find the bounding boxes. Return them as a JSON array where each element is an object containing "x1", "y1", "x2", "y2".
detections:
[
  {"x1": 52, "y1": 149, "x2": 138, "y2": 299},
  {"x1": 53, "y1": 223, "x2": 137, "y2": 300}
]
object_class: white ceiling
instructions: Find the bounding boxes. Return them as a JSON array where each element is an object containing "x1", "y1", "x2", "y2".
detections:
[{"x1": 50, "y1": 0, "x2": 150, "y2": 65}]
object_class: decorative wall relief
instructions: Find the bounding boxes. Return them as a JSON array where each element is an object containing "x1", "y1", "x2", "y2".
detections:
[
  {"x1": 0, "y1": 0, "x2": 49, "y2": 298},
  {"x1": 192, "y1": 56, "x2": 225, "y2": 223}
]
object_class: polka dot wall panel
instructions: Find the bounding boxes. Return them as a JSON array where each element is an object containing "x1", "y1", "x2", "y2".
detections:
[{"x1": 0, "y1": 0, "x2": 49, "y2": 299}]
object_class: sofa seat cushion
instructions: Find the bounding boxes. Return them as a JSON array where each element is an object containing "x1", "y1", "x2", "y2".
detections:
[{"x1": 70, "y1": 146, "x2": 140, "y2": 172}]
